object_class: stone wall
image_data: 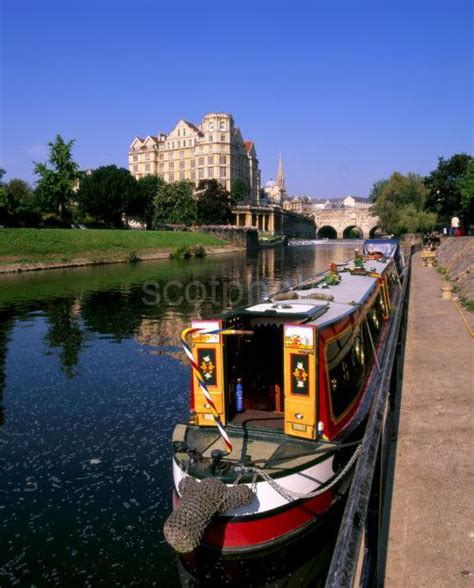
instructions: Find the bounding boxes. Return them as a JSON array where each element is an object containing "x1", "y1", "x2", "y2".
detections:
[{"x1": 195, "y1": 225, "x2": 259, "y2": 250}]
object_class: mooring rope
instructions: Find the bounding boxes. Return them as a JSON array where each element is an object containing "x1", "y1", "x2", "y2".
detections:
[
  {"x1": 181, "y1": 326, "x2": 251, "y2": 454},
  {"x1": 235, "y1": 444, "x2": 362, "y2": 502}
]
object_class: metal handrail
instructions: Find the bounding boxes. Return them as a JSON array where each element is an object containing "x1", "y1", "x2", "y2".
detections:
[{"x1": 325, "y1": 249, "x2": 412, "y2": 587}]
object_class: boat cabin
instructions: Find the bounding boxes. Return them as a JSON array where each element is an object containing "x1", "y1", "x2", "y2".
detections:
[{"x1": 188, "y1": 247, "x2": 401, "y2": 443}]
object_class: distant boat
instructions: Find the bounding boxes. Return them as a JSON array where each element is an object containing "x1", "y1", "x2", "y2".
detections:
[{"x1": 165, "y1": 239, "x2": 405, "y2": 554}]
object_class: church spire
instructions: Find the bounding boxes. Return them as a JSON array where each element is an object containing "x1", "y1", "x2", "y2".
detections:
[{"x1": 276, "y1": 153, "x2": 286, "y2": 191}]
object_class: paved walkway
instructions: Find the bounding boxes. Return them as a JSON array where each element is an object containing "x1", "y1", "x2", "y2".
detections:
[{"x1": 385, "y1": 253, "x2": 474, "y2": 586}]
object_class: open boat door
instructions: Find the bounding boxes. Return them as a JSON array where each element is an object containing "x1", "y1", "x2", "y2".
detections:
[
  {"x1": 191, "y1": 320, "x2": 227, "y2": 426},
  {"x1": 283, "y1": 324, "x2": 318, "y2": 440}
]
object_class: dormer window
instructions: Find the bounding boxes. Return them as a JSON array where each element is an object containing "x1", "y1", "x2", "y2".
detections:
[
  {"x1": 219, "y1": 121, "x2": 226, "y2": 130},
  {"x1": 209, "y1": 122, "x2": 214, "y2": 131}
]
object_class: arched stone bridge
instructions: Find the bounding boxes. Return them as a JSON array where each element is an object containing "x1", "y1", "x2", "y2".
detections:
[{"x1": 314, "y1": 207, "x2": 381, "y2": 240}]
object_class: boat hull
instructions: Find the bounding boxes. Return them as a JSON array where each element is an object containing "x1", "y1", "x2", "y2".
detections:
[
  {"x1": 173, "y1": 488, "x2": 336, "y2": 553},
  {"x1": 171, "y1": 446, "x2": 355, "y2": 553}
]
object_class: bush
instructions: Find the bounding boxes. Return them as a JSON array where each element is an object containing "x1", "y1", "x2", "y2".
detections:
[
  {"x1": 128, "y1": 251, "x2": 140, "y2": 264},
  {"x1": 170, "y1": 245, "x2": 192, "y2": 260},
  {"x1": 193, "y1": 245, "x2": 206, "y2": 258}
]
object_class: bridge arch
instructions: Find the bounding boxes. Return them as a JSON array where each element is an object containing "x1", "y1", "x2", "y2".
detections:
[
  {"x1": 342, "y1": 225, "x2": 363, "y2": 239},
  {"x1": 369, "y1": 226, "x2": 383, "y2": 238},
  {"x1": 317, "y1": 225, "x2": 338, "y2": 239}
]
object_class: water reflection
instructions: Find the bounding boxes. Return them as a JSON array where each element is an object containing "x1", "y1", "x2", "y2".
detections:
[{"x1": 0, "y1": 244, "x2": 355, "y2": 586}]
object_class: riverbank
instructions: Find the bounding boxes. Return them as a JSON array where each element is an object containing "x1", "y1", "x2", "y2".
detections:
[
  {"x1": 435, "y1": 236, "x2": 474, "y2": 311},
  {"x1": 385, "y1": 252, "x2": 473, "y2": 585},
  {"x1": 0, "y1": 228, "x2": 238, "y2": 274}
]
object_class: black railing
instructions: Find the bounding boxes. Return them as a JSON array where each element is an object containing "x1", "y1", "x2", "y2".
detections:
[{"x1": 325, "y1": 248, "x2": 413, "y2": 587}]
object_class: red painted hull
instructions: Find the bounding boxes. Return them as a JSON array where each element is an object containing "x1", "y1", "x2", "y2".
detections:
[{"x1": 173, "y1": 488, "x2": 336, "y2": 553}]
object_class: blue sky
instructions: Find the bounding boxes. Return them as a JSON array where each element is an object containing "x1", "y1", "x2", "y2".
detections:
[{"x1": 1, "y1": 0, "x2": 472, "y2": 197}]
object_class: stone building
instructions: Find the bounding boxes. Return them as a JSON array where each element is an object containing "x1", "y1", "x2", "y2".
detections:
[
  {"x1": 128, "y1": 113, "x2": 260, "y2": 202},
  {"x1": 262, "y1": 154, "x2": 287, "y2": 204}
]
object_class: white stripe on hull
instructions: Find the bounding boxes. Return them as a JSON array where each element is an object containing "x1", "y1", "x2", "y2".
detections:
[{"x1": 172, "y1": 455, "x2": 335, "y2": 516}]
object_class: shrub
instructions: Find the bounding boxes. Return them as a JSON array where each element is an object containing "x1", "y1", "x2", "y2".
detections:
[
  {"x1": 128, "y1": 251, "x2": 140, "y2": 264},
  {"x1": 193, "y1": 245, "x2": 206, "y2": 258},
  {"x1": 170, "y1": 245, "x2": 192, "y2": 260}
]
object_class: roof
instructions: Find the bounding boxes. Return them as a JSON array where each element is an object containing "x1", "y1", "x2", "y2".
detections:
[
  {"x1": 239, "y1": 257, "x2": 392, "y2": 328},
  {"x1": 244, "y1": 140, "x2": 254, "y2": 153},
  {"x1": 183, "y1": 120, "x2": 202, "y2": 134}
]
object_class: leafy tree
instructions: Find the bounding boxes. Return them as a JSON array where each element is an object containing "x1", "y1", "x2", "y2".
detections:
[
  {"x1": 373, "y1": 172, "x2": 436, "y2": 235},
  {"x1": 231, "y1": 178, "x2": 248, "y2": 203},
  {"x1": 4, "y1": 179, "x2": 40, "y2": 226},
  {"x1": 368, "y1": 178, "x2": 389, "y2": 202},
  {"x1": 424, "y1": 153, "x2": 472, "y2": 225},
  {"x1": 195, "y1": 179, "x2": 233, "y2": 225},
  {"x1": 77, "y1": 165, "x2": 138, "y2": 228},
  {"x1": 34, "y1": 135, "x2": 80, "y2": 220},
  {"x1": 153, "y1": 181, "x2": 197, "y2": 226},
  {"x1": 131, "y1": 175, "x2": 165, "y2": 228},
  {"x1": 457, "y1": 160, "x2": 474, "y2": 226}
]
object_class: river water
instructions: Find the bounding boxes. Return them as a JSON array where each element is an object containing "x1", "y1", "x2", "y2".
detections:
[{"x1": 0, "y1": 242, "x2": 356, "y2": 587}]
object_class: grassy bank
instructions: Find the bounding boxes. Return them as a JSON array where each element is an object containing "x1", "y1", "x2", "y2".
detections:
[{"x1": 0, "y1": 228, "x2": 229, "y2": 270}]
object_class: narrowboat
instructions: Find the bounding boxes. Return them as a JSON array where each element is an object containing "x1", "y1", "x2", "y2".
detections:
[{"x1": 165, "y1": 240, "x2": 405, "y2": 554}]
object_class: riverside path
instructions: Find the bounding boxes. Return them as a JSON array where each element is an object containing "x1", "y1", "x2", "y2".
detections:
[{"x1": 385, "y1": 252, "x2": 473, "y2": 586}]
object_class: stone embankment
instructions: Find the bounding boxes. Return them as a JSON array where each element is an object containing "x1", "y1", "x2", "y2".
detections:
[{"x1": 436, "y1": 237, "x2": 474, "y2": 306}]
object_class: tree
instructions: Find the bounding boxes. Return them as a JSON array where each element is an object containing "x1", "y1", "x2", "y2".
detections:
[
  {"x1": 131, "y1": 175, "x2": 165, "y2": 228},
  {"x1": 153, "y1": 181, "x2": 197, "y2": 226},
  {"x1": 195, "y1": 179, "x2": 233, "y2": 225},
  {"x1": 368, "y1": 178, "x2": 389, "y2": 202},
  {"x1": 77, "y1": 165, "x2": 138, "y2": 228},
  {"x1": 231, "y1": 178, "x2": 248, "y2": 203},
  {"x1": 457, "y1": 160, "x2": 474, "y2": 226},
  {"x1": 373, "y1": 172, "x2": 436, "y2": 235},
  {"x1": 424, "y1": 153, "x2": 472, "y2": 225},
  {"x1": 4, "y1": 179, "x2": 40, "y2": 226},
  {"x1": 34, "y1": 135, "x2": 80, "y2": 220}
]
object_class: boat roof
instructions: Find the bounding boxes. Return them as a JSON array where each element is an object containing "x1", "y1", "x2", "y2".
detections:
[{"x1": 238, "y1": 257, "x2": 392, "y2": 328}]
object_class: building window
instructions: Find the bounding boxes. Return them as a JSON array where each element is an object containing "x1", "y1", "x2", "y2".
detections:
[
  {"x1": 133, "y1": 165, "x2": 138, "y2": 172},
  {"x1": 191, "y1": 170, "x2": 196, "y2": 180},
  {"x1": 133, "y1": 155, "x2": 138, "y2": 162},
  {"x1": 179, "y1": 172, "x2": 185, "y2": 180},
  {"x1": 220, "y1": 167, "x2": 226, "y2": 177},
  {"x1": 169, "y1": 173, "x2": 175, "y2": 182},
  {"x1": 209, "y1": 134, "x2": 213, "y2": 142},
  {"x1": 208, "y1": 167, "x2": 214, "y2": 178},
  {"x1": 209, "y1": 122, "x2": 214, "y2": 130},
  {"x1": 159, "y1": 163, "x2": 164, "y2": 170},
  {"x1": 159, "y1": 153, "x2": 164, "y2": 160},
  {"x1": 179, "y1": 161, "x2": 185, "y2": 169},
  {"x1": 191, "y1": 160, "x2": 196, "y2": 168},
  {"x1": 198, "y1": 146, "x2": 203, "y2": 154},
  {"x1": 169, "y1": 162, "x2": 174, "y2": 170},
  {"x1": 208, "y1": 156, "x2": 214, "y2": 164},
  {"x1": 220, "y1": 155, "x2": 226, "y2": 164},
  {"x1": 220, "y1": 144, "x2": 226, "y2": 152},
  {"x1": 183, "y1": 128, "x2": 186, "y2": 136},
  {"x1": 145, "y1": 153, "x2": 150, "y2": 160},
  {"x1": 199, "y1": 168, "x2": 204, "y2": 178},
  {"x1": 221, "y1": 133, "x2": 226, "y2": 142},
  {"x1": 179, "y1": 150, "x2": 184, "y2": 159},
  {"x1": 178, "y1": 129, "x2": 180, "y2": 137},
  {"x1": 208, "y1": 144, "x2": 213, "y2": 153},
  {"x1": 198, "y1": 157, "x2": 204, "y2": 166},
  {"x1": 145, "y1": 163, "x2": 150, "y2": 171},
  {"x1": 219, "y1": 121, "x2": 226, "y2": 130}
]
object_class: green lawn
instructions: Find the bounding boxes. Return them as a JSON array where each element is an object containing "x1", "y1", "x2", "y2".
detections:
[{"x1": 0, "y1": 228, "x2": 227, "y2": 265}]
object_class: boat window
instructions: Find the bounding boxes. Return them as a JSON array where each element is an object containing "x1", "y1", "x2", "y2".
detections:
[{"x1": 327, "y1": 326, "x2": 368, "y2": 421}]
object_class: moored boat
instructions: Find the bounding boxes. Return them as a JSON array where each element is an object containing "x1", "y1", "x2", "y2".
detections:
[{"x1": 165, "y1": 239, "x2": 405, "y2": 554}]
